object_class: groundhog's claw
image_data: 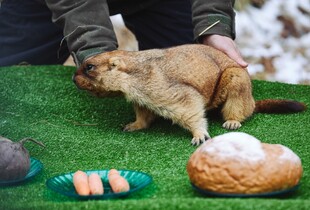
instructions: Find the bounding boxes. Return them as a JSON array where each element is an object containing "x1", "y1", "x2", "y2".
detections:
[
  {"x1": 123, "y1": 121, "x2": 148, "y2": 131},
  {"x1": 222, "y1": 120, "x2": 242, "y2": 130},
  {"x1": 191, "y1": 132, "x2": 211, "y2": 146}
]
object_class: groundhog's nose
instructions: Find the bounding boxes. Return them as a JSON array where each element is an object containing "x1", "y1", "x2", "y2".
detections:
[{"x1": 72, "y1": 65, "x2": 85, "y2": 85}]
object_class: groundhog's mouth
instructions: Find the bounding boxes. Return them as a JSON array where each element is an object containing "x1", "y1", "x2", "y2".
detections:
[
  {"x1": 73, "y1": 75, "x2": 94, "y2": 91},
  {"x1": 73, "y1": 74, "x2": 122, "y2": 98}
]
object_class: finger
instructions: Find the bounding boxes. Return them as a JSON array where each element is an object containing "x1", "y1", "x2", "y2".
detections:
[{"x1": 225, "y1": 47, "x2": 248, "y2": 68}]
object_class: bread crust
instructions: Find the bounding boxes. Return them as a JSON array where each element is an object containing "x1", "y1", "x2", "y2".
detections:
[{"x1": 186, "y1": 133, "x2": 303, "y2": 194}]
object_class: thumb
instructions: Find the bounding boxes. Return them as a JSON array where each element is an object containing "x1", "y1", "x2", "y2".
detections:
[{"x1": 226, "y1": 47, "x2": 248, "y2": 68}]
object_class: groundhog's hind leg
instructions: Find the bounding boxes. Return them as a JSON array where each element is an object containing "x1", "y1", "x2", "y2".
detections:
[{"x1": 219, "y1": 67, "x2": 255, "y2": 129}]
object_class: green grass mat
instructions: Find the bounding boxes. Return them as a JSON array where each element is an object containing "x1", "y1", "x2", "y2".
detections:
[{"x1": 0, "y1": 65, "x2": 309, "y2": 210}]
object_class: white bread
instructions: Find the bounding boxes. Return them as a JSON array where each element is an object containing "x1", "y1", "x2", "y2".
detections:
[{"x1": 187, "y1": 132, "x2": 303, "y2": 194}]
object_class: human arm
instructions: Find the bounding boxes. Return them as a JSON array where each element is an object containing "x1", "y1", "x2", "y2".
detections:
[
  {"x1": 190, "y1": 0, "x2": 248, "y2": 67},
  {"x1": 44, "y1": 0, "x2": 118, "y2": 66}
]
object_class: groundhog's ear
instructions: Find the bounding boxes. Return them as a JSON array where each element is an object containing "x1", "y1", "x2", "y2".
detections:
[{"x1": 108, "y1": 57, "x2": 126, "y2": 70}]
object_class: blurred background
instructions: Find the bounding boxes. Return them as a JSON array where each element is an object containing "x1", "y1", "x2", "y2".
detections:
[
  {"x1": 234, "y1": 0, "x2": 310, "y2": 85},
  {"x1": 64, "y1": 0, "x2": 310, "y2": 85}
]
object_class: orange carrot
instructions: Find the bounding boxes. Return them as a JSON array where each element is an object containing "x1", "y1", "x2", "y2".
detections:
[
  {"x1": 108, "y1": 169, "x2": 120, "y2": 177},
  {"x1": 73, "y1": 170, "x2": 90, "y2": 196},
  {"x1": 108, "y1": 169, "x2": 130, "y2": 193},
  {"x1": 88, "y1": 173, "x2": 104, "y2": 195}
]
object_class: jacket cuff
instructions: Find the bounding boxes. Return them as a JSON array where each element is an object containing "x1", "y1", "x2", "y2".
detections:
[
  {"x1": 194, "y1": 14, "x2": 235, "y2": 43},
  {"x1": 72, "y1": 47, "x2": 116, "y2": 67}
]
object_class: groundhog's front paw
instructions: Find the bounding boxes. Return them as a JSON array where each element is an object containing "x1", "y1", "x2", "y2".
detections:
[
  {"x1": 222, "y1": 120, "x2": 242, "y2": 130},
  {"x1": 191, "y1": 131, "x2": 211, "y2": 146},
  {"x1": 123, "y1": 121, "x2": 147, "y2": 131}
]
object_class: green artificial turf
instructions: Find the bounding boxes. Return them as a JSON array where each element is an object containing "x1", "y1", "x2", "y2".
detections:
[{"x1": 0, "y1": 65, "x2": 309, "y2": 210}]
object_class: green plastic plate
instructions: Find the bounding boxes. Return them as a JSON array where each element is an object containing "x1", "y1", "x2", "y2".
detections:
[
  {"x1": 46, "y1": 169, "x2": 152, "y2": 200},
  {"x1": 0, "y1": 157, "x2": 43, "y2": 186}
]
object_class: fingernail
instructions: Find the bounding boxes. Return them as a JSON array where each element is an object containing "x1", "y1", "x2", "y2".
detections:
[{"x1": 240, "y1": 60, "x2": 248, "y2": 68}]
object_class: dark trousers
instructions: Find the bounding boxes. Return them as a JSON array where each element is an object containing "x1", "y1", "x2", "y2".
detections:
[{"x1": 0, "y1": 0, "x2": 193, "y2": 67}]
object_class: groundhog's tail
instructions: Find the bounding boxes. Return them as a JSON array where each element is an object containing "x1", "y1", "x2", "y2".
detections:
[{"x1": 254, "y1": 99, "x2": 307, "y2": 113}]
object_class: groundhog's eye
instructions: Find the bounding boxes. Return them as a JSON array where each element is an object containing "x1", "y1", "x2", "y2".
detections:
[{"x1": 84, "y1": 64, "x2": 96, "y2": 73}]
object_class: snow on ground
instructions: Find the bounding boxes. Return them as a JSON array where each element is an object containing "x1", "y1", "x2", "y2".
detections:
[{"x1": 235, "y1": 0, "x2": 310, "y2": 84}]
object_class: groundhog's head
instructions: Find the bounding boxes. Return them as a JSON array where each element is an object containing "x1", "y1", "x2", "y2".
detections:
[{"x1": 73, "y1": 51, "x2": 127, "y2": 97}]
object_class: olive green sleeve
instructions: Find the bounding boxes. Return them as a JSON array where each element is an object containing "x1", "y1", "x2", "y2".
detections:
[
  {"x1": 44, "y1": 0, "x2": 118, "y2": 65},
  {"x1": 190, "y1": 0, "x2": 236, "y2": 42}
]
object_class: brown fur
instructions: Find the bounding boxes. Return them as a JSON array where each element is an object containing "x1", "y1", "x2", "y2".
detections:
[{"x1": 73, "y1": 44, "x2": 306, "y2": 145}]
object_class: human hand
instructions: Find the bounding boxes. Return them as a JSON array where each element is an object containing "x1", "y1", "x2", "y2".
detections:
[{"x1": 202, "y1": 34, "x2": 248, "y2": 68}]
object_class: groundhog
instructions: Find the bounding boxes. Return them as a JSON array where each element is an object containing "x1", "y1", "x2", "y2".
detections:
[{"x1": 73, "y1": 44, "x2": 306, "y2": 145}]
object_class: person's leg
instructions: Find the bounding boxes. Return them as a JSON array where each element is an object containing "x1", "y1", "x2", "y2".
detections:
[
  {"x1": 122, "y1": 0, "x2": 194, "y2": 50},
  {"x1": 0, "y1": 0, "x2": 69, "y2": 67}
]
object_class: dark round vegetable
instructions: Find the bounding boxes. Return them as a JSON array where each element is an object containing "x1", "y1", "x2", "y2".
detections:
[{"x1": 0, "y1": 136, "x2": 45, "y2": 181}]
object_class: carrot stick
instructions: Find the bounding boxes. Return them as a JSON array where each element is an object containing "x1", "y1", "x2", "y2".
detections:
[
  {"x1": 88, "y1": 173, "x2": 104, "y2": 195},
  {"x1": 73, "y1": 170, "x2": 90, "y2": 195},
  {"x1": 108, "y1": 169, "x2": 130, "y2": 193}
]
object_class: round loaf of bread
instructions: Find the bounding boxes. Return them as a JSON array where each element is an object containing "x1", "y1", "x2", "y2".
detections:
[{"x1": 187, "y1": 132, "x2": 302, "y2": 194}]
